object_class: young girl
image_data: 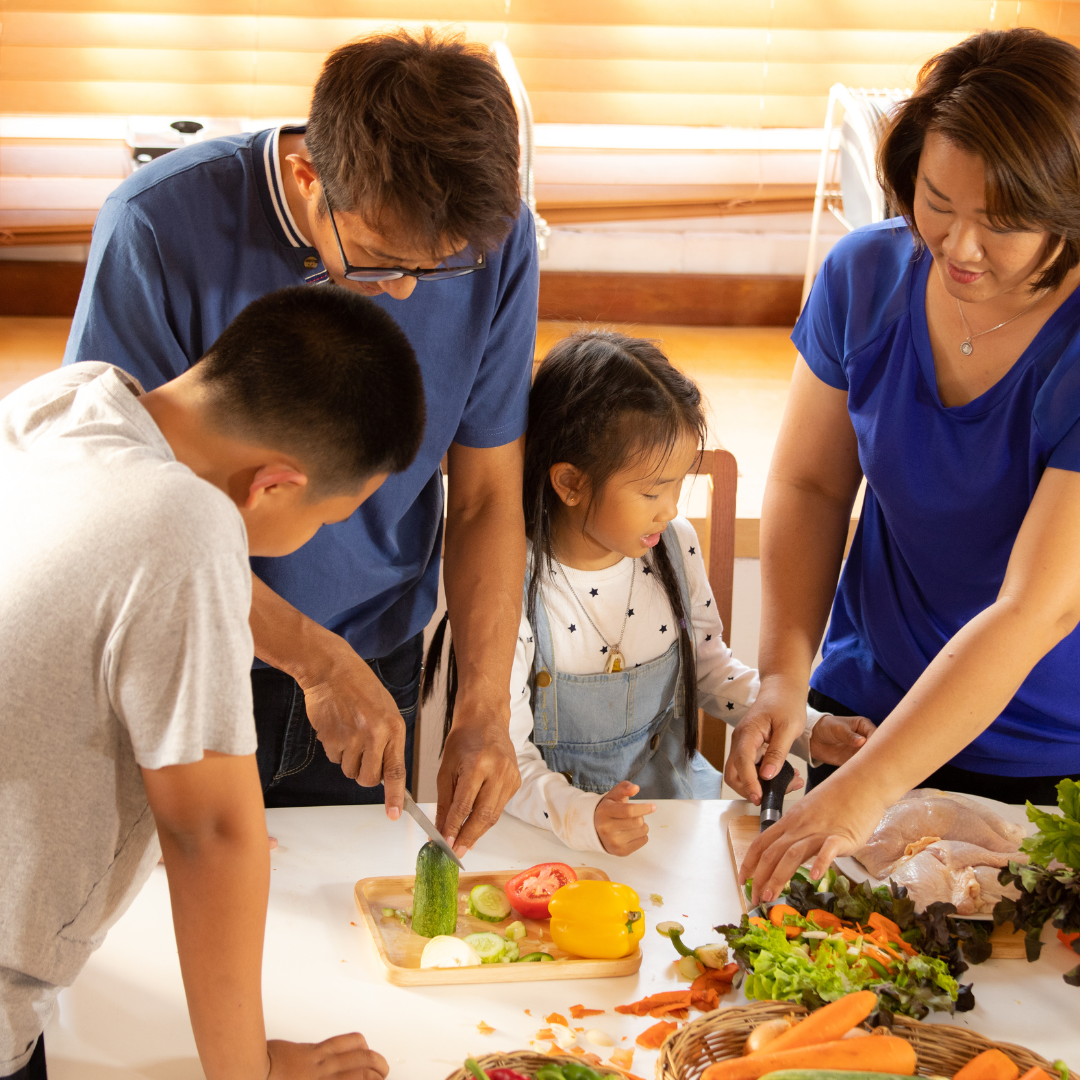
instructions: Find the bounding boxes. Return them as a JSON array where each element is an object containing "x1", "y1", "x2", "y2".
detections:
[{"x1": 427, "y1": 330, "x2": 873, "y2": 855}]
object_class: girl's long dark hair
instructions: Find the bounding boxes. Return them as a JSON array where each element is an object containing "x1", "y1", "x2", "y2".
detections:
[{"x1": 424, "y1": 329, "x2": 708, "y2": 757}]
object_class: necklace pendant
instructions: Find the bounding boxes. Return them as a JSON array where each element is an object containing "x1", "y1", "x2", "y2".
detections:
[
  {"x1": 960, "y1": 339, "x2": 973, "y2": 356},
  {"x1": 605, "y1": 649, "x2": 623, "y2": 674}
]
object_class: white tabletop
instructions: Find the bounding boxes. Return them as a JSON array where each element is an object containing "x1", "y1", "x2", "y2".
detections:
[{"x1": 43, "y1": 800, "x2": 1080, "y2": 1079}]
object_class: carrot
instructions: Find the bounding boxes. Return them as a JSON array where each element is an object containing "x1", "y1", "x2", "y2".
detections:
[
  {"x1": 867, "y1": 912, "x2": 902, "y2": 938},
  {"x1": 953, "y1": 1049, "x2": 1021, "y2": 1080},
  {"x1": 749, "y1": 916, "x2": 769, "y2": 929},
  {"x1": 769, "y1": 904, "x2": 804, "y2": 938},
  {"x1": 636, "y1": 1020, "x2": 678, "y2": 1049},
  {"x1": 748, "y1": 990, "x2": 878, "y2": 1056},
  {"x1": 569, "y1": 1004, "x2": 605, "y2": 1019},
  {"x1": 808, "y1": 909, "x2": 844, "y2": 929},
  {"x1": 692, "y1": 967, "x2": 736, "y2": 995},
  {"x1": 616, "y1": 991, "x2": 691, "y2": 1016},
  {"x1": 1059, "y1": 929, "x2": 1080, "y2": 947},
  {"x1": 1015, "y1": 1068, "x2": 1053, "y2": 1080},
  {"x1": 702, "y1": 1035, "x2": 916, "y2": 1080}
]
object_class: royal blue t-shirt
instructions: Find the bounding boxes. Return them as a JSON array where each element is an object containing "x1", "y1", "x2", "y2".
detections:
[
  {"x1": 793, "y1": 220, "x2": 1080, "y2": 776},
  {"x1": 64, "y1": 127, "x2": 539, "y2": 660}
]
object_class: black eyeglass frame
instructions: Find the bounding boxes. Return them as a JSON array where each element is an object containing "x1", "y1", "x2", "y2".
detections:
[{"x1": 322, "y1": 192, "x2": 486, "y2": 282}]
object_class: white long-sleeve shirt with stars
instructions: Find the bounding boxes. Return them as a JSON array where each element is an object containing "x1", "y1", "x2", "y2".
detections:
[{"x1": 504, "y1": 516, "x2": 827, "y2": 853}]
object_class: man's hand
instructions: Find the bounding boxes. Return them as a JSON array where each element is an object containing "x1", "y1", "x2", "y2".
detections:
[
  {"x1": 299, "y1": 646, "x2": 408, "y2": 819},
  {"x1": 724, "y1": 680, "x2": 810, "y2": 804},
  {"x1": 595, "y1": 781, "x2": 656, "y2": 856},
  {"x1": 740, "y1": 778, "x2": 888, "y2": 905},
  {"x1": 267, "y1": 1034, "x2": 388, "y2": 1080},
  {"x1": 436, "y1": 711, "x2": 521, "y2": 857},
  {"x1": 809, "y1": 714, "x2": 876, "y2": 766}
]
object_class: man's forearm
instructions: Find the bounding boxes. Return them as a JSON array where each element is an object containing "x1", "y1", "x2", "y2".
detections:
[
  {"x1": 158, "y1": 783, "x2": 271, "y2": 1079},
  {"x1": 442, "y1": 498, "x2": 525, "y2": 723}
]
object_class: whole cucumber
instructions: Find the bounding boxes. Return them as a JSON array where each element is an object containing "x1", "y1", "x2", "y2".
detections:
[{"x1": 411, "y1": 840, "x2": 459, "y2": 938}]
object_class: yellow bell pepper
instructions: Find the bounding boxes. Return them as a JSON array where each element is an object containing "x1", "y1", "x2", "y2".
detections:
[{"x1": 548, "y1": 880, "x2": 645, "y2": 959}]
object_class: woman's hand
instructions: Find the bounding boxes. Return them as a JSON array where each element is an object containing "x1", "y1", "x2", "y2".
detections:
[
  {"x1": 594, "y1": 780, "x2": 656, "y2": 855},
  {"x1": 809, "y1": 714, "x2": 876, "y2": 765},
  {"x1": 724, "y1": 678, "x2": 810, "y2": 804},
  {"x1": 739, "y1": 778, "x2": 889, "y2": 905}
]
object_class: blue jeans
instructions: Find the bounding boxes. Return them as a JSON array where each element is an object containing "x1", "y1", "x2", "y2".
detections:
[{"x1": 253, "y1": 632, "x2": 422, "y2": 808}]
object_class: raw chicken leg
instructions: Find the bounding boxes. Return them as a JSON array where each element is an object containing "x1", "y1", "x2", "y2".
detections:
[
  {"x1": 888, "y1": 840, "x2": 1026, "y2": 913},
  {"x1": 854, "y1": 790, "x2": 1025, "y2": 877}
]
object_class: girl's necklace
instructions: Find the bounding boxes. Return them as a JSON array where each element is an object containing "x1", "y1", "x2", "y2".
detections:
[
  {"x1": 553, "y1": 555, "x2": 636, "y2": 673},
  {"x1": 955, "y1": 290, "x2": 1048, "y2": 355}
]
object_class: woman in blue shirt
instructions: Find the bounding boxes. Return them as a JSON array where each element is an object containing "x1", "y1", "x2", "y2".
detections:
[{"x1": 735, "y1": 27, "x2": 1080, "y2": 902}]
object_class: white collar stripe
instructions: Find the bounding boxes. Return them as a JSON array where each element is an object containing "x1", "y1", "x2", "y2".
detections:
[{"x1": 263, "y1": 127, "x2": 303, "y2": 248}]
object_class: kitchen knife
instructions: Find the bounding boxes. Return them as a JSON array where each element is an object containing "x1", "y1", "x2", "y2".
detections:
[
  {"x1": 758, "y1": 759, "x2": 795, "y2": 833},
  {"x1": 402, "y1": 791, "x2": 465, "y2": 870}
]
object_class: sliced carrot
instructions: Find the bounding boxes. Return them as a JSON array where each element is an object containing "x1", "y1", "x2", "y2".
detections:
[
  {"x1": 1059, "y1": 929, "x2": 1080, "y2": 947},
  {"x1": 953, "y1": 1051, "x2": 1022, "y2": 1080},
  {"x1": 636, "y1": 1020, "x2": 678, "y2": 1050},
  {"x1": 582, "y1": 1052, "x2": 603, "y2": 1066},
  {"x1": 650, "y1": 1007, "x2": 689, "y2": 1020},
  {"x1": 768, "y1": 904, "x2": 804, "y2": 938},
  {"x1": 807, "y1": 909, "x2": 844, "y2": 929},
  {"x1": 749, "y1": 916, "x2": 769, "y2": 929},
  {"x1": 569, "y1": 1004, "x2": 605, "y2": 1019},
  {"x1": 536, "y1": 1028, "x2": 555, "y2": 1041},
  {"x1": 616, "y1": 991, "x2": 692, "y2": 1016},
  {"x1": 748, "y1": 990, "x2": 877, "y2": 1056},
  {"x1": 1016, "y1": 1069, "x2": 1054, "y2": 1080},
  {"x1": 703, "y1": 1034, "x2": 916, "y2": 1080},
  {"x1": 691, "y1": 988, "x2": 721, "y2": 1012},
  {"x1": 610, "y1": 1048, "x2": 635, "y2": 1069},
  {"x1": 867, "y1": 912, "x2": 903, "y2": 938},
  {"x1": 545, "y1": 1012, "x2": 568, "y2": 1026}
]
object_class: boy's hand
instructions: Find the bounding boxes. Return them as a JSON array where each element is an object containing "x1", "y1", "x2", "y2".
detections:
[
  {"x1": 809, "y1": 714, "x2": 876, "y2": 766},
  {"x1": 267, "y1": 1034, "x2": 388, "y2": 1079},
  {"x1": 594, "y1": 781, "x2": 656, "y2": 856}
]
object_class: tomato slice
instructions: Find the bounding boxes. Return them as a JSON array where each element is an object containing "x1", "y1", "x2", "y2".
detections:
[{"x1": 504, "y1": 862, "x2": 578, "y2": 920}]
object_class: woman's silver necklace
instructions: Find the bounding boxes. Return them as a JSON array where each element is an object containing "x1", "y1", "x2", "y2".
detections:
[
  {"x1": 553, "y1": 555, "x2": 636, "y2": 673},
  {"x1": 955, "y1": 290, "x2": 1047, "y2": 355}
]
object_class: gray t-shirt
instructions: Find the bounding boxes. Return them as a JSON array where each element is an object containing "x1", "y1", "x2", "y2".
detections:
[{"x1": 0, "y1": 364, "x2": 256, "y2": 1073}]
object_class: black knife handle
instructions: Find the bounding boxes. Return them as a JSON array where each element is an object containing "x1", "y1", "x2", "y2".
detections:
[{"x1": 759, "y1": 760, "x2": 795, "y2": 831}]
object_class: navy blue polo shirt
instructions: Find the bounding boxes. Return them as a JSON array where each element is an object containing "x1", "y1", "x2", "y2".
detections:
[
  {"x1": 794, "y1": 220, "x2": 1080, "y2": 776},
  {"x1": 64, "y1": 127, "x2": 539, "y2": 660}
]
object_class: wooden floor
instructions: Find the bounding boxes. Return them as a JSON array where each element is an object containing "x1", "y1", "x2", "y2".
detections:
[{"x1": 0, "y1": 316, "x2": 797, "y2": 520}]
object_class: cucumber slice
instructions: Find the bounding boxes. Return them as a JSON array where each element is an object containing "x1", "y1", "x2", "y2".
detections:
[
  {"x1": 463, "y1": 931, "x2": 508, "y2": 964},
  {"x1": 504, "y1": 920, "x2": 527, "y2": 942},
  {"x1": 499, "y1": 939, "x2": 520, "y2": 963},
  {"x1": 468, "y1": 883, "x2": 512, "y2": 923}
]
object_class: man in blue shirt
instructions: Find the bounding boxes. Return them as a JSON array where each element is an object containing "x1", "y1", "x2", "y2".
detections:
[{"x1": 65, "y1": 28, "x2": 538, "y2": 856}]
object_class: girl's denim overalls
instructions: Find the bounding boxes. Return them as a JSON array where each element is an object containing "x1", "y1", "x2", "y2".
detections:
[{"x1": 527, "y1": 530, "x2": 724, "y2": 799}]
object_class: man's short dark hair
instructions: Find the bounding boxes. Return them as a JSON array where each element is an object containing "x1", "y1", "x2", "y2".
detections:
[
  {"x1": 195, "y1": 286, "x2": 425, "y2": 497},
  {"x1": 305, "y1": 27, "x2": 521, "y2": 257}
]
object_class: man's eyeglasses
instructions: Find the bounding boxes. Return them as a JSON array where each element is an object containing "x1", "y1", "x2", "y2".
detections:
[{"x1": 323, "y1": 192, "x2": 486, "y2": 282}]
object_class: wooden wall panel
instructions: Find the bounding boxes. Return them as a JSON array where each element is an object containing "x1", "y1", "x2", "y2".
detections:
[
  {"x1": 537, "y1": 271, "x2": 802, "y2": 327},
  {"x1": 0, "y1": 261, "x2": 85, "y2": 317}
]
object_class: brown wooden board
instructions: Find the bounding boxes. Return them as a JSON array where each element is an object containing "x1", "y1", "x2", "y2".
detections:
[
  {"x1": 726, "y1": 814, "x2": 1026, "y2": 957},
  {"x1": 354, "y1": 866, "x2": 643, "y2": 986}
]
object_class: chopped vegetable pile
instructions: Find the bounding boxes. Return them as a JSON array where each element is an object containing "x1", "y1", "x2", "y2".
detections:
[
  {"x1": 993, "y1": 778, "x2": 1080, "y2": 987},
  {"x1": 716, "y1": 872, "x2": 967, "y2": 1019}
]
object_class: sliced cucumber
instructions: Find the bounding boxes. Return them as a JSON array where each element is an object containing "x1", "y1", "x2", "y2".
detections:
[
  {"x1": 504, "y1": 920, "x2": 527, "y2": 942},
  {"x1": 468, "y1": 883, "x2": 512, "y2": 923},
  {"x1": 463, "y1": 931, "x2": 508, "y2": 963},
  {"x1": 499, "y1": 940, "x2": 520, "y2": 963},
  {"x1": 518, "y1": 951, "x2": 554, "y2": 962}
]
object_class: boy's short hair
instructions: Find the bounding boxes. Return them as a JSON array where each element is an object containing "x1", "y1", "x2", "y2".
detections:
[
  {"x1": 195, "y1": 286, "x2": 425, "y2": 496},
  {"x1": 879, "y1": 27, "x2": 1080, "y2": 291},
  {"x1": 305, "y1": 27, "x2": 521, "y2": 258}
]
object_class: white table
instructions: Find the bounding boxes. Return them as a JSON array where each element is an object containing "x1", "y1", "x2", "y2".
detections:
[{"x1": 43, "y1": 801, "x2": 1080, "y2": 1079}]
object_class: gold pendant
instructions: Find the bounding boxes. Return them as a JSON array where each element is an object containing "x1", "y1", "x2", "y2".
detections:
[{"x1": 605, "y1": 649, "x2": 623, "y2": 673}]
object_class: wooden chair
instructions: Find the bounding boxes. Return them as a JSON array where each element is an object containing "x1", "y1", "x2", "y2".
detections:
[{"x1": 687, "y1": 447, "x2": 739, "y2": 772}]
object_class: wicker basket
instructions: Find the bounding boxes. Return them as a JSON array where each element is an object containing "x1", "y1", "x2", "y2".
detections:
[
  {"x1": 442, "y1": 1050, "x2": 625, "y2": 1080},
  {"x1": 657, "y1": 1002, "x2": 1078, "y2": 1080}
]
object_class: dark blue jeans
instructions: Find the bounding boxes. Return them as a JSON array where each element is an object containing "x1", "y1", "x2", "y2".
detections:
[
  {"x1": 3, "y1": 1036, "x2": 45, "y2": 1080},
  {"x1": 253, "y1": 632, "x2": 422, "y2": 808}
]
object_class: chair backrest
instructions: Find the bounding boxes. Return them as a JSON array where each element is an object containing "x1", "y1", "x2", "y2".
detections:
[{"x1": 688, "y1": 447, "x2": 738, "y2": 770}]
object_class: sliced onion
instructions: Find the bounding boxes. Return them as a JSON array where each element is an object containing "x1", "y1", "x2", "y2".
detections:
[{"x1": 419, "y1": 935, "x2": 482, "y2": 969}]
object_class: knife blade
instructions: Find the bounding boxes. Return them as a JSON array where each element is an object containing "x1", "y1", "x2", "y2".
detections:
[
  {"x1": 402, "y1": 792, "x2": 465, "y2": 870},
  {"x1": 758, "y1": 759, "x2": 795, "y2": 833}
]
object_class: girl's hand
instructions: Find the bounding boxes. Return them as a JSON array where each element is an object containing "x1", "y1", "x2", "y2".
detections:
[
  {"x1": 267, "y1": 1034, "x2": 388, "y2": 1079},
  {"x1": 594, "y1": 780, "x2": 656, "y2": 856},
  {"x1": 808, "y1": 714, "x2": 876, "y2": 765}
]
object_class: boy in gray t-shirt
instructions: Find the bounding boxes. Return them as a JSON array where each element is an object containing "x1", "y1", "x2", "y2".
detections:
[{"x1": 0, "y1": 287, "x2": 425, "y2": 1080}]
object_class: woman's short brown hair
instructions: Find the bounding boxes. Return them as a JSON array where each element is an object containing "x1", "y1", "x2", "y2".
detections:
[
  {"x1": 878, "y1": 28, "x2": 1080, "y2": 291},
  {"x1": 306, "y1": 27, "x2": 521, "y2": 257}
]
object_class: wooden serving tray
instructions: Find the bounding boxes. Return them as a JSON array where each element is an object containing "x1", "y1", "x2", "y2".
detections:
[
  {"x1": 725, "y1": 814, "x2": 1027, "y2": 958},
  {"x1": 354, "y1": 866, "x2": 643, "y2": 985}
]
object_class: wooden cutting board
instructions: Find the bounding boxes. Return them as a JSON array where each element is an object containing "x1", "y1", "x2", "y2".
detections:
[
  {"x1": 726, "y1": 814, "x2": 1027, "y2": 958},
  {"x1": 354, "y1": 866, "x2": 643, "y2": 985}
]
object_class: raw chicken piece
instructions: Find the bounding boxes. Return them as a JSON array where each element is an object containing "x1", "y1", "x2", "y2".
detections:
[
  {"x1": 888, "y1": 841, "x2": 1026, "y2": 913},
  {"x1": 972, "y1": 865, "x2": 1021, "y2": 910},
  {"x1": 853, "y1": 790, "x2": 1025, "y2": 877}
]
